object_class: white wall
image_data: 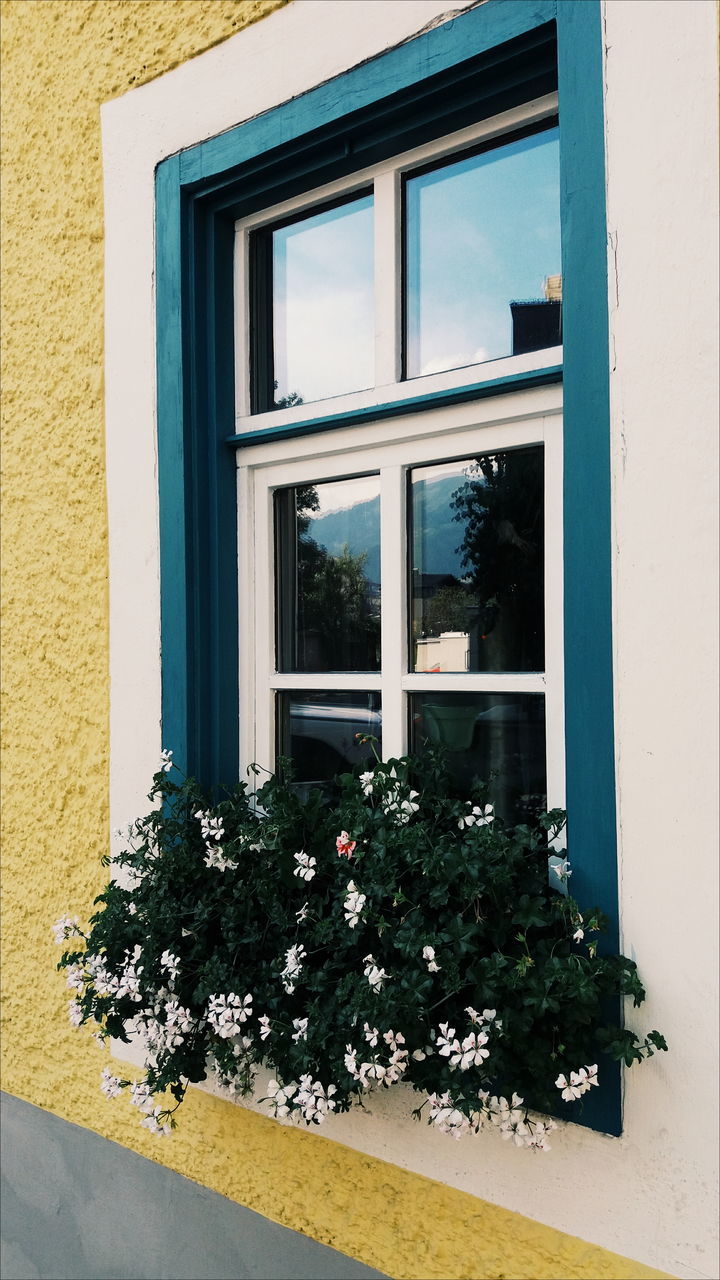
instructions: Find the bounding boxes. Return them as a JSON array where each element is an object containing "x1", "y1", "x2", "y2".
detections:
[{"x1": 103, "y1": 3, "x2": 720, "y2": 1276}]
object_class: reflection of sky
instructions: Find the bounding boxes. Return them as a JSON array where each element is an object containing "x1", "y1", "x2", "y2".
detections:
[
  {"x1": 273, "y1": 196, "x2": 374, "y2": 404},
  {"x1": 406, "y1": 128, "x2": 561, "y2": 377}
]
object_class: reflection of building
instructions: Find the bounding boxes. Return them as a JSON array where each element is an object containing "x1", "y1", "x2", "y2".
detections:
[
  {"x1": 510, "y1": 274, "x2": 563, "y2": 353},
  {"x1": 510, "y1": 297, "x2": 562, "y2": 352},
  {"x1": 415, "y1": 630, "x2": 469, "y2": 671},
  {"x1": 544, "y1": 272, "x2": 563, "y2": 301}
]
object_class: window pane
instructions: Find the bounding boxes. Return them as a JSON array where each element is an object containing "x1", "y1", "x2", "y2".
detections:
[
  {"x1": 278, "y1": 691, "x2": 381, "y2": 785},
  {"x1": 410, "y1": 447, "x2": 544, "y2": 673},
  {"x1": 276, "y1": 475, "x2": 381, "y2": 673},
  {"x1": 405, "y1": 126, "x2": 561, "y2": 378},
  {"x1": 272, "y1": 195, "x2": 374, "y2": 406},
  {"x1": 410, "y1": 691, "x2": 546, "y2": 822}
]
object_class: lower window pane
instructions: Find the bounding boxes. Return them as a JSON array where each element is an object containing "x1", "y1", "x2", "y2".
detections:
[
  {"x1": 277, "y1": 691, "x2": 381, "y2": 785},
  {"x1": 410, "y1": 691, "x2": 546, "y2": 822}
]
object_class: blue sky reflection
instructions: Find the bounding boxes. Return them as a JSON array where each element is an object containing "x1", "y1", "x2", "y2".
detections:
[
  {"x1": 405, "y1": 127, "x2": 561, "y2": 377},
  {"x1": 273, "y1": 195, "x2": 374, "y2": 405}
]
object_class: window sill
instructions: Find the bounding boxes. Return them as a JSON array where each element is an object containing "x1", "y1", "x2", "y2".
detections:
[{"x1": 227, "y1": 349, "x2": 562, "y2": 447}]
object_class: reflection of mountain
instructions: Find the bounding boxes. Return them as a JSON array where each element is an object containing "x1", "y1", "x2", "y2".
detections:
[
  {"x1": 307, "y1": 497, "x2": 381, "y2": 582},
  {"x1": 308, "y1": 474, "x2": 470, "y2": 581}
]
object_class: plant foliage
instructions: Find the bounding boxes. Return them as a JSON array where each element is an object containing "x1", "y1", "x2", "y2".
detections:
[{"x1": 55, "y1": 748, "x2": 666, "y2": 1147}]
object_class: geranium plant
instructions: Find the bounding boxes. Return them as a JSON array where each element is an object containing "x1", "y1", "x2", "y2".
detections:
[{"x1": 55, "y1": 746, "x2": 666, "y2": 1148}]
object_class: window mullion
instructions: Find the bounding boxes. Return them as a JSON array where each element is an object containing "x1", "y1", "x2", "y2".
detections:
[
  {"x1": 543, "y1": 420, "x2": 565, "y2": 811},
  {"x1": 252, "y1": 471, "x2": 275, "y2": 776},
  {"x1": 373, "y1": 169, "x2": 402, "y2": 388},
  {"x1": 380, "y1": 464, "x2": 407, "y2": 759}
]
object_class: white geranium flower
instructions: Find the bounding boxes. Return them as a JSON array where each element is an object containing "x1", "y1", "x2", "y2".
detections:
[
  {"x1": 67, "y1": 999, "x2": 84, "y2": 1027},
  {"x1": 344, "y1": 881, "x2": 367, "y2": 929},
  {"x1": 458, "y1": 803, "x2": 494, "y2": 830},
  {"x1": 291, "y1": 1017, "x2": 308, "y2": 1042},
  {"x1": 65, "y1": 964, "x2": 84, "y2": 992},
  {"x1": 204, "y1": 846, "x2": 237, "y2": 871},
  {"x1": 551, "y1": 858, "x2": 572, "y2": 881},
  {"x1": 293, "y1": 851, "x2": 316, "y2": 881},
  {"x1": 489, "y1": 1092, "x2": 526, "y2": 1138},
  {"x1": 266, "y1": 1079, "x2": 298, "y2": 1119},
  {"x1": 53, "y1": 915, "x2": 81, "y2": 945},
  {"x1": 555, "y1": 1070, "x2": 590, "y2": 1101},
  {"x1": 436, "y1": 1022, "x2": 460, "y2": 1062},
  {"x1": 207, "y1": 992, "x2": 253, "y2": 1038},
  {"x1": 159, "y1": 749, "x2": 173, "y2": 772},
  {"x1": 281, "y1": 943, "x2": 306, "y2": 991},
  {"x1": 295, "y1": 902, "x2": 309, "y2": 923},
  {"x1": 194, "y1": 808, "x2": 225, "y2": 844},
  {"x1": 295, "y1": 1075, "x2": 337, "y2": 1124},
  {"x1": 160, "y1": 950, "x2": 180, "y2": 982},
  {"x1": 427, "y1": 1091, "x2": 471, "y2": 1139},
  {"x1": 140, "y1": 1107, "x2": 172, "y2": 1137},
  {"x1": 525, "y1": 1119, "x2": 557, "y2": 1151},
  {"x1": 422, "y1": 945, "x2": 440, "y2": 973},
  {"x1": 382, "y1": 787, "x2": 420, "y2": 825},
  {"x1": 258, "y1": 1015, "x2": 271, "y2": 1041},
  {"x1": 363, "y1": 954, "x2": 387, "y2": 992},
  {"x1": 130, "y1": 1079, "x2": 155, "y2": 1114},
  {"x1": 100, "y1": 1068, "x2": 123, "y2": 1100},
  {"x1": 359, "y1": 771, "x2": 375, "y2": 796},
  {"x1": 452, "y1": 1031, "x2": 490, "y2": 1071}
]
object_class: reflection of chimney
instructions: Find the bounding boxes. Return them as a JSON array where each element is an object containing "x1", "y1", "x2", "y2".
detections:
[
  {"x1": 543, "y1": 273, "x2": 562, "y2": 301},
  {"x1": 510, "y1": 300, "x2": 561, "y2": 354}
]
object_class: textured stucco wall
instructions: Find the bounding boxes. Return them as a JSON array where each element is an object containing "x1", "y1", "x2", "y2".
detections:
[
  {"x1": 0, "y1": 0, "x2": 283, "y2": 1084},
  {"x1": 0, "y1": 2, "x2": 690, "y2": 1278}
]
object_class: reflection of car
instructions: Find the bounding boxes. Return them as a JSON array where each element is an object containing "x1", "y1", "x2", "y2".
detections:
[{"x1": 287, "y1": 696, "x2": 382, "y2": 783}]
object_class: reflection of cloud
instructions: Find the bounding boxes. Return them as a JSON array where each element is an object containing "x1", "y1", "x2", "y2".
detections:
[
  {"x1": 406, "y1": 130, "x2": 561, "y2": 378},
  {"x1": 276, "y1": 286, "x2": 373, "y2": 403},
  {"x1": 274, "y1": 197, "x2": 373, "y2": 404},
  {"x1": 307, "y1": 475, "x2": 380, "y2": 517},
  {"x1": 420, "y1": 346, "x2": 490, "y2": 376}
]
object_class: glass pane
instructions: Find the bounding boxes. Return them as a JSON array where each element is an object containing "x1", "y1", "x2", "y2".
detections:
[
  {"x1": 276, "y1": 475, "x2": 381, "y2": 673},
  {"x1": 405, "y1": 126, "x2": 561, "y2": 378},
  {"x1": 272, "y1": 195, "x2": 374, "y2": 406},
  {"x1": 278, "y1": 691, "x2": 381, "y2": 786},
  {"x1": 410, "y1": 447, "x2": 544, "y2": 673},
  {"x1": 410, "y1": 691, "x2": 546, "y2": 823}
]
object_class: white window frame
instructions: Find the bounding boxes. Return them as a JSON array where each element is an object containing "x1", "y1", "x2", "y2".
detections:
[
  {"x1": 233, "y1": 92, "x2": 561, "y2": 433},
  {"x1": 235, "y1": 94, "x2": 564, "y2": 806},
  {"x1": 237, "y1": 386, "x2": 564, "y2": 809}
]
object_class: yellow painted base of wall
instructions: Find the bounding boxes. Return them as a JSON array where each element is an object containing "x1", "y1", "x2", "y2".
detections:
[
  {"x1": 0, "y1": 4, "x2": 675, "y2": 1278},
  {"x1": 5, "y1": 1074, "x2": 672, "y2": 1280}
]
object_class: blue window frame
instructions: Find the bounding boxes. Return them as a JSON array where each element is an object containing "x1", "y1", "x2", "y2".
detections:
[{"x1": 155, "y1": 0, "x2": 618, "y2": 1131}]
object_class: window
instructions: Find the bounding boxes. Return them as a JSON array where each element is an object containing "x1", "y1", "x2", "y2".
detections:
[
  {"x1": 235, "y1": 109, "x2": 564, "y2": 815},
  {"x1": 239, "y1": 403, "x2": 563, "y2": 818},
  {"x1": 153, "y1": 0, "x2": 619, "y2": 1129}
]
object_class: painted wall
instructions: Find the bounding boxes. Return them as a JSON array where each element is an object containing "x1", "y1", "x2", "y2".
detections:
[{"x1": 1, "y1": 3, "x2": 717, "y2": 1280}]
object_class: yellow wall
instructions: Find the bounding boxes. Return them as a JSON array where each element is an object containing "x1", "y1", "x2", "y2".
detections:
[{"x1": 0, "y1": 4, "x2": 670, "y2": 1277}]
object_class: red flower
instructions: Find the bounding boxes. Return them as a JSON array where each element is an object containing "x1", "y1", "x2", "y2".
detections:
[{"x1": 336, "y1": 830, "x2": 356, "y2": 859}]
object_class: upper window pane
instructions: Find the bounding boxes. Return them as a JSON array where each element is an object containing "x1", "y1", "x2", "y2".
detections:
[
  {"x1": 275, "y1": 475, "x2": 381, "y2": 673},
  {"x1": 404, "y1": 126, "x2": 561, "y2": 379},
  {"x1": 410, "y1": 446, "x2": 544, "y2": 673},
  {"x1": 271, "y1": 194, "x2": 374, "y2": 407}
]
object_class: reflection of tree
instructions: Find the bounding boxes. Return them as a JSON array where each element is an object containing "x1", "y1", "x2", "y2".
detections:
[
  {"x1": 274, "y1": 380, "x2": 304, "y2": 409},
  {"x1": 295, "y1": 488, "x2": 380, "y2": 671},
  {"x1": 450, "y1": 449, "x2": 543, "y2": 670},
  {"x1": 424, "y1": 582, "x2": 477, "y2": 636}
]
